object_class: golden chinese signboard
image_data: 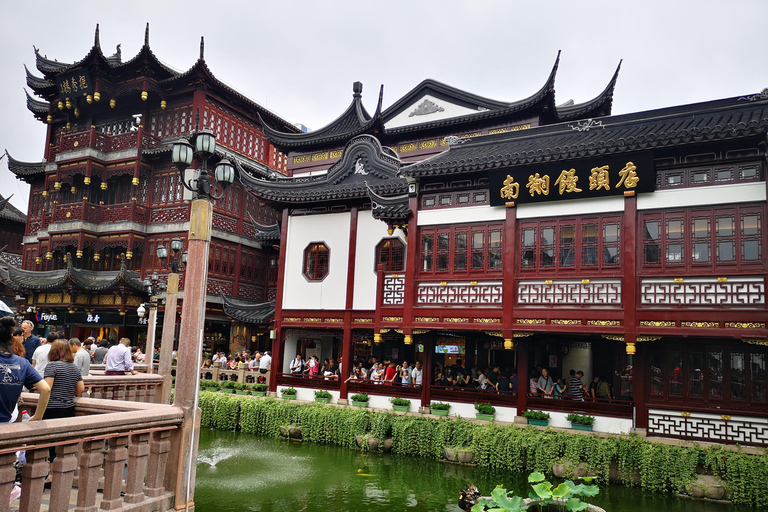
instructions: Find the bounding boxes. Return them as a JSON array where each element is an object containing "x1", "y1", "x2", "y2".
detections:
[
  {"x1": 55, "y1": 69, "x2": 94, "y2": 99},
  {"x1": 489, "y1": 152, "x2": 654, "y2": 206}
]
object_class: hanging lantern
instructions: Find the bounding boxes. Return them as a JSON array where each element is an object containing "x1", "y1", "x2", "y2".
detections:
[
  {"x1": 46, "y1": 115, "x2": 53, "y2": 124},
  {"x1": 41, "y1": 190, "x2": 48, "y2": 197},
  {"x1": 141, "y1": 91, "x2": 148, "y2": 101},
  {"x1": 65, "y1": 98, "x2": 72, "y2": 109},
  {"x1": 83, "y1": 176, "x2": 91, "y2": 185},
  {"x1": 93, "y1": 92, "x2": 101, "y2": 102},
  {"x1": 53, "y1": 182, "x2": 61, "y2": 191},
  {"x1": 93, "y1": 253, "x2": 100, "y2": 262},
  {"x1": 626, "y1": 342, "x2": 636, "y2": 355},
  {"x1": 74, "y1": 108, "x2": 80, "y2": 118},
  {"x1": 76, "y1": 250, "x2": 83, "y2": 258},
  {"x1": 100, "y1": 182, "x2": 108, "y2": 191},
  {"x1": 70, "y1": 186, "x2": 77, "y2": 194},
  {"x1": 160, "y1": 100, "x2": 167, "y2": 110},
  {"x1": 131, "y1": 177, "x2": 139, "y2": 186},
  {"x1": 404, "y1": 334, "x2": 413, "y2": 345},
  {"x1": 35, "y1": 256, "x2": 42, "y2": 265},
  {"x1": 86, "y1": 94, "x2": 93, "y2": 104},
  {"x1": 504, "y1": 338, "x2": 513, "y2": 350},
  {"x1": 126, "y1": 251, "x2": 133, "y2": 260},
  {"x1": 45, "y1": 251, "x2": 53, "y2": 260},
  {"x1": 374, "y1": 333, "x2": 383, "y2": 344},
  {"x1": 57, "y1": 101, "x2": 64, "y2": 110},
  {"x1": 66, "y1": 122, "x2": 72, "y2": 131},
  {"x1": 109, "y1": 98, "x2": 116, "y2": 108}
]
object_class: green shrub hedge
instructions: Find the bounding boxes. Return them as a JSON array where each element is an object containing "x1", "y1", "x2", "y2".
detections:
[{"x1": 196, "y1": 391, "x2": 768, "y2": 507}]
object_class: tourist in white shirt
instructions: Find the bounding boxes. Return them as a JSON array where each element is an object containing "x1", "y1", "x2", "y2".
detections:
[{"x1": 411, "y1": 361, "x2": 423, "y2": 386}]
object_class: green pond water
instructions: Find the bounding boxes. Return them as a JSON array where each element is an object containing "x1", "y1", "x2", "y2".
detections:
[{"x1": 195, "y1": 429, "x2": 745, "y2": 512}]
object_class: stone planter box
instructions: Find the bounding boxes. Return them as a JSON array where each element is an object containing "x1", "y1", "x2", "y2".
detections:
[
  {"x1": 528, "y1": 419, "x2": 549, "y2": 427},
  {"x1": 252, "y1": 391, "x2": 267, "y2": 397},
  {"x1": 218, "y1": 388, "x2": 235, "y2": 394},
  {"x1": 431, "y1": 409, "x2": 449, "y2": 416},
  {"x1": 351, "y1": 400, "x2": 369, "y2": 408},
  {"x1": 475, "y1": 413, "x2": 494, "y2": 421},
  {"x1": 281, "y1": 394, "x2": 297, "y2": 400},
  {"x1": 315, "y1": 397, "x2": 331, "y2": 404},
  {"x1": 234, "y1": 389, "x2": 250, "y2": 395},
  {"x1": 571, "y1": 423, "x2": 593, "y2": 431},
  {"x1": 392, "y1": 404, "x2": 410, "y2": 413}
]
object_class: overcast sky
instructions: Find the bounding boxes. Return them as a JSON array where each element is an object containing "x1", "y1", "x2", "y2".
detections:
[{"x1": 2, "y1": 0, "x2": 766, "y2": 213}]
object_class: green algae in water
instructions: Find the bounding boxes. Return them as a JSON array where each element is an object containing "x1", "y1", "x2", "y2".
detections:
[{"x1": 195, "y1": 429, "x2": 749, "y2": 512}]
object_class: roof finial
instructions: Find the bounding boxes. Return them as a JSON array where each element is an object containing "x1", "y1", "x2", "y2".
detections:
[
  {"x1": 94, "y1": 24, "x2": 101, "y2": 48},
  {"x1": 144, "y1": 23, "x2": 150, "y2": 46},
  {"x1": 199, "y1": 36, "x2": 205, "y2": 60},
  {"x1": 353, "y1": 81, "x2": 363, "y2": 98}
]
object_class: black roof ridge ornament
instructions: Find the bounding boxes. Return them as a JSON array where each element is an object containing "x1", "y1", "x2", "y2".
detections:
[
  {"x1": 144, "y1": 23, "x2": 150, "y2": 47},
  {"x1": 94, "y1": 24, "x2": 101, "y2": 48},
  {"x1": 199, "y1": 36, "x2": 205, "y2": 61}
]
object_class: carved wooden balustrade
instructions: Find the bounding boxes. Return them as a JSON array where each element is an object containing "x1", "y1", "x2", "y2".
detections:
[
  {"x1": 200, "y1": 364, "x2": 271, "y2": 388},
  {"x1": 0, "y1": 393, "x2": 184, "y2": 512},
  {"x1": 50, "y1": 129, "x2": 161, "y2": 159}
]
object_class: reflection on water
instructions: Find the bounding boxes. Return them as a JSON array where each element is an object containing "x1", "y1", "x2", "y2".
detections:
[{"x1": 195, "y1": 429, "x2": 747, "y2": 512}]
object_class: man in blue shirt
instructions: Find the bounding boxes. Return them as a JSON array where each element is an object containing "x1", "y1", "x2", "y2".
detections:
[
  {"x1": 20, "y1": 320, "x2": 40, "y2": 365},
  {"x1": 1, "y1": 316, "x2": 50, "y2": 423}
]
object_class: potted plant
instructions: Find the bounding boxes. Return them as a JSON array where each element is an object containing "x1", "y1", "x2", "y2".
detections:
[
  {"x1": 430, "y1": 402, "x2": 450, "y2": 416},
  {"x1": 567, "y1": 413, "x2": 595, "y2": 431},
  {"x1": 281, "y1": 387, "x2": 298, "y2": 400},
  {"x1": 350, "y1": 393, "x2": 370, "y2": 408},
  {"x1": 390, "y1": 396, "x2": 411, "y2": 413},
  {"x1": 251, "y1": 383, "x2": 268, "y2": 397},
  {"x1": 219, "y1": 381, "x2": 236, "y2": 394},
  {"x1": 474, "y1": 402, "x2": 496, "y2": 421},
  {"x1": 314, "y1": 389, "x2": 332, "y2": 404},
  {"x1": 200, "y1": 380, "x2": 218, "y2": 392},
  {"x1": 523, "y1": 410, "x2": 550, "y2": 426},
  {"x1": 234, "y1": 381, "x2": 251, "y2": 395}
]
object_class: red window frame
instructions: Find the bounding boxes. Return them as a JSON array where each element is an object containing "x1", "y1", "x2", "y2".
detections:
[
  {"x1": 418, "y1": 223, "x2": 503, "y2": 278},
  {"x1": 640, "y1": 205, "x2": 764, "y2": 274},
  {"x1": 519, "y1": 215, "x2": 622, "y2": 275},
  {"x1": 303, "y1": 242, "x2": 330, "y2": 281},
  {"x1": 648, "y1": 340, "x2": 767, "y2": 413},
  {"x1": 376, "y1": 238, "x2": 405, "y2": 272}
]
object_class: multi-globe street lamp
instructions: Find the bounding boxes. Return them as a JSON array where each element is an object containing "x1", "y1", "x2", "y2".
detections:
[
  {"x1": 155, "y1": 237, "x2": 187, "y2": 403},
  {"x1": 169, "y1": 119, "x2": 234, "y2": 510},
  {"x1": 137, "y1": 272, "x2": 163, "y2": 373}
]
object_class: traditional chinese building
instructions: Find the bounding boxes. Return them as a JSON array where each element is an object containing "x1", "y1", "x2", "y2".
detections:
[
  {"x1": 243, "y1": 59, "x2": 768, "y2": 446},
  {"x1": 3, "y1": 25, "x2": 296, "y2": 350},
  {"x1": 0, "y1": 194, "x2": 27, "y2": 310}
]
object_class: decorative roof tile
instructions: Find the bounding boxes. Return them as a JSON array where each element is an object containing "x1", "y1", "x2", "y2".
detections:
[{"x1": 222, "y1": 295, "x2": 275, "y2": 324}]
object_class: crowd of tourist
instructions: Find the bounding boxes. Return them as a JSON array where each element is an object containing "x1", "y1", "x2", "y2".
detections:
[{"x1": 201, "y1": 350, "x2": 272, "y2": 376}]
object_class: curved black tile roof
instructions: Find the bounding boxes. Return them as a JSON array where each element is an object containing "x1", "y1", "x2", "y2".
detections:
[
  {"x1": 25, "y1": 90, "x2": 49, "y2": 115},
  {"x1": 25, "y1": 65, "x2": 55, "y2": 92},
  {"x1": 222, "y1": 295, "x2": 275, "y2": 324},
  {"x1": 403, "y1": 94, "x2": 768, "y2": 178},
  {"x1": 260, "y1": 82, "x2": 384, "y2": 152},
  {"x1": 0, "y1": 195, "x2": 27, "y2": 224},
  {"x1": 555, "y1": 61, "x2": 621, "y2": 121},
  {"x1": 0, "y1": 257, "x2": 145, "y2": 293},
  {"x1": 247, "y1": 213, "x2": 280, "y2": 242},
  {"x1": 366, "y1": 184, "x2": 411, "y2": 223},
  {"x1": 240, "y1": 135, "x2": 407, "y2": 203},
  {"x1": 5, "y1": 151, "x2": 46, "y2": 183}
]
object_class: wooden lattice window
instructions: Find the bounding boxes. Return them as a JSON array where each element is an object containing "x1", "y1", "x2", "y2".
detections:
[
  {"x1": 418, "y1": 223, "x2": 503, "y2": 277},
  {"x1": 303, "y1": 243, "x2": 329, "y2": 281},
  {"x1": 376, "y1": 238, "x2": 405, "y2": 272}
]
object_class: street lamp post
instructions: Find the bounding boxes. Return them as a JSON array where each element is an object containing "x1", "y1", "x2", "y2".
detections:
[
  {"x1": 170, "y1": 118, "x2": 234, "y2": 511},
  {"x1": 138, "y1": 272, "x2": 163, "y2": 374},
  {"x1": 156, "y1": 238, "x2": 187, "y2": 404}
]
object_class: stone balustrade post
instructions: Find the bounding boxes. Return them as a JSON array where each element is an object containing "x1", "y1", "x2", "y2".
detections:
[
  {"x1": 144, "y1": 430, "x2": 172, "y2": 497},
  {"x1": 19, "y1": 448, "x2": 49, "y2": 512},
  {"x1": 75, "y1": 440, "x2": 105, "y2": 512},
  {"x1": 101, "y1": 435, "x2": 130, "y2": 510},
  {"x1": 49, "y1": 443, "x2": 79, "y2": 512},
  {"x1": 0, "y1": 452, "x2": 17, "y2": 512},
  {"x1": 123, "y1": 433, "x2": 151, "y2": 504}
]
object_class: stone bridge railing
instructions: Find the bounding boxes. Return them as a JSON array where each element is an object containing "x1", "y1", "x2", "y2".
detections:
[
  {"x1": 84, "y1": 374, "x2": 166, "y2": 403},
  {"x1": 1, "y1": 393, "x2": 184, "y2": 512}
]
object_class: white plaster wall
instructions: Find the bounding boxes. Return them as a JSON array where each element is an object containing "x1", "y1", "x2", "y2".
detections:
[
  {"x1": 283, "y1": 212, "x2": 351, "y2": 310},
  {"x1": 418, "y1": 205, "x2": 505, "y2": 227},
  {"x1": 637, "y1": 182, "x2": 765, "y2": 210},
  {"x1": 385, "y1": 94, "x2": 484, "y2": 129},
  {"x1": 352, "y1": 212, "x2": 402, "y2": 310},
  {"x1": 517, "y1": 196, "x2": 625, "y2": 219},
  {"x1": 545, "y1": 411, "x2": 632, "y2": 434},
  {"x1": 562, "y1": 348, "x2": 593, "y2": 384},
  {"x1": 283, "y1": 335, "x2": 300, "y2": 371},
  {"x1": 437, "y1": 401, "x2": 518, "y2": 423}
]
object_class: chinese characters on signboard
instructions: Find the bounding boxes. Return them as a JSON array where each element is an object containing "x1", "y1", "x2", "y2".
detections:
[
  {"x1": 489, "y1": 152, "x2": 654, "y2": 206},
  {"x1": 55, "y1": 69, "x2": 94, "y2": 99}
]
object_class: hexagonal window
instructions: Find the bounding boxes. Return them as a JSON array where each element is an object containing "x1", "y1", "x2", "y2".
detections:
[{"x1": 303, "y1": 242, "x2": 329, "y2": 281}]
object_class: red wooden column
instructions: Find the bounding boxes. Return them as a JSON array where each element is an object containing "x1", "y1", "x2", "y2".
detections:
[
  {"x1": 340, "y1": 206, "x2": 359, "y2": 399},
  {"x1": 504, "y1": 203, "x2": 527, "y2": 414},
  {"x1": 269, "y1": 207, "x2": 291, "y2": 391},
  {"x1": 623, "y1": 192, "x2": 645, "y2": 429},
  {"x1": 402, "y1": 195, "x2": 421, "y2": 404}
]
